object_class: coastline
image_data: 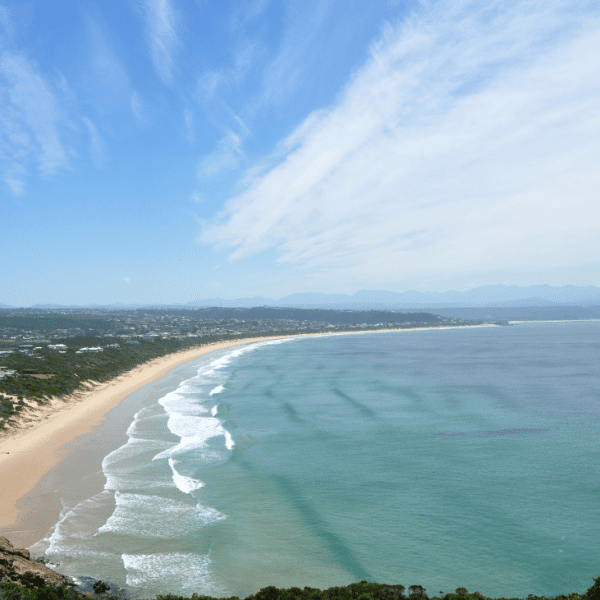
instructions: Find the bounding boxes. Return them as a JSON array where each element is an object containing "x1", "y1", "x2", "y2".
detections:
[
  {"x1": 0, "y1": 337, "x2": 283, "y2": 536},
  {"x1": 0, "y1": 324, "x2": 496, "y2": 547}
]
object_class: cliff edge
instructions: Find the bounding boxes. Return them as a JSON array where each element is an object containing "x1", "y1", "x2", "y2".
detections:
[{"x1": 0, "y1": 537, "x2": 71, "y2": 588}]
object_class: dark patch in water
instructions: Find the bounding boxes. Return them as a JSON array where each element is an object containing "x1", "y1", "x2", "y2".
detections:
[
  {"x1": 436, "y1": 428, "x2": 550, "y2": 437},
  {"x1": 332, "y1": 388, "x2": 377, "y2": 418},
  {"x1": 282, "y1": 402, "x2": 305, "y2": 424},
  {"x1": 262, "y1": 387, "x2": 306, "y2": 423},
  {"x1": 271, "y1": 474, "x2": 373, "y2": 582},
  {"x1": 477, "y1": 428, "x2": 551, "y2": 436},
  {"x1": 232, "y1": 460, "x2": 372, "y2": 581},
  {"x1": 393, "y1": 385, "x2": 423, "y2": 402}
]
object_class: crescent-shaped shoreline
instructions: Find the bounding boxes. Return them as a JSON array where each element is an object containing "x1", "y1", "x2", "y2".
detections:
[{"x1": 0, "y1": 325, "x2": 493, "y2": 547}]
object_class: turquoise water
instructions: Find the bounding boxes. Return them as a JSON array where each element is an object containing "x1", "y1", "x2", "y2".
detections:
[{"x1": 32, "y1": 323, "x2": 600, "y2": 598}]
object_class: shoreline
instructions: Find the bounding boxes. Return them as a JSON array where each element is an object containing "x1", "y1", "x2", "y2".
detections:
[
  {"x1": 0, "y1": 325, "x2": 496, "y2": 546},
  {"x1": 0, "y1": 337, "x2": 284, "y2": 534}
]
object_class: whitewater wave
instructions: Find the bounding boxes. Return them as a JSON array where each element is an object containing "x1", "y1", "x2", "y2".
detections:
[
  {"x1": 97, "y1": 492, "x2": 225, "y2": 538},
  {"x1": 122, "y1": 552, "x2": 227, "y2": 596}
]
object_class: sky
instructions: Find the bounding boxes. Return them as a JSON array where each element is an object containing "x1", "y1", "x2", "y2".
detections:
[{"x1": 1, "y1": 0, "x2": 600, "y2": 306}]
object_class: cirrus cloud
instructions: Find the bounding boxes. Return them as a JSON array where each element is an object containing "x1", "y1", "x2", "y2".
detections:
[
  {"x1": 0, "y1": 51, "x2": 69, "y2": 194},
  {"x1": 200, "y1": 0, "x2": 600, "y2": 288},
  {"x1": 142, "y1": 0, "x2": 179, "y2": 86}
]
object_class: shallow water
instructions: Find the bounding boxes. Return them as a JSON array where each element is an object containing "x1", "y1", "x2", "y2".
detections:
[{"x1": 32, "y1": 324, "x2": 600, "y2": 598}]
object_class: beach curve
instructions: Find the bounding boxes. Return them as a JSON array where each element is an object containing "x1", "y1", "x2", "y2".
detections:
[
  {"x1": 0, "y1": 324, "x2": 495, "y2": 546},
  {"x1": 0, "y1": 337, "x2": 285, "y2": 536}
]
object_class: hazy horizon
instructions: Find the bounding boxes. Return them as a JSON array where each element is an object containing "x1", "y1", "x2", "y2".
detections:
[
  {"x1": 4, "y1": 282, "x2": 600, "y2": 310},
  {"x1": 2, "y1": 1, "x2": 599, "y2": 305}
]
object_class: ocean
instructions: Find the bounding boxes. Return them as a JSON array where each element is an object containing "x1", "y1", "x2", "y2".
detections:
[{"x1": 31, "y1": 322, "x2": 600, "y2": 599}]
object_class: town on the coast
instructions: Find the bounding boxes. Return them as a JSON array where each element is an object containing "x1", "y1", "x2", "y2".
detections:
[{"x1": 0, "y1": 307, "x2": 478, "y2": 433}]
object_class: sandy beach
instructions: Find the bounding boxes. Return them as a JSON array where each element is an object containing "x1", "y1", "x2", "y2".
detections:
[
  {"x1": 0, "y1": 337, "x2": 285, "y2": 542},
  {"x1": 0, "y1": 325, "x2": 495, "y2": 548}
]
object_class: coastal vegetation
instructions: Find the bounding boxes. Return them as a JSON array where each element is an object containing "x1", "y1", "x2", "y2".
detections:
[
  {"x1": 0, "y1": 578, "x2": 597, "y2": 600},
  {"x1": 1, "y1": 541, "x2": 598, "y2": 600},
  {"x1": 0, "y1": 308, "x2": 473, "y2": 432},
  {"x1": 0, "y1": 333, "x2": 272, "y2": 431}
]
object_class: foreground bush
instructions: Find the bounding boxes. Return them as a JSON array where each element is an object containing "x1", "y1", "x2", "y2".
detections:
[{"x1": 1, "y1": 578, "x2": 598, "y2": 600}]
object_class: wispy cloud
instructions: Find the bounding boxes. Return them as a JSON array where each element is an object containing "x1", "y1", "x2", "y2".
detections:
[
  {"x1": 183, "y1": 107, "x2": 194, "y2": 143},
  {"x1": 143, "y1": 0, "x2": 179, "y2": 85},
  {"x1": 1, "y1": 161, "x2": 26, "y2": 195},
  {"x1": 198, "y1": 128, "x2": 246, "y2": 176},
  {"x1": 196, "y1": 101, "x2": 250, "y2": 176},
  {"x1": 258, "y1": 1, "x2": 330, "y2": 106},
  {"x1": 82, "y1": 117, "x2": 106, "y2": 168},
  {"x1": 130, "y1": 91, "x2": 147, "y2": 123},
  {"x1": 0, "y1": 6, "x2": 14, "y2": 44},
  {"x1": 84, "y1": 10, "x2": 134, "y2": 114},
  {"x1": 200, "y1": 0, "x2": 600, "y2": 289},
  {"x1": 0, "y1": 51, "x2": 69, "y2": 194},
  {"x1": 230, "y1": 0, "x2": 270, "y2": 31}
]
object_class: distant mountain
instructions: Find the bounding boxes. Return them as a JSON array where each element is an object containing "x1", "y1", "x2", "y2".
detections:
[
  {"x1": 5, "y1": 284, "x2": 600, "y2": 311},
  {"x1": 187, "y1": 285, "x2": 600, "y2": 309},
  {"x1": 31, "y1": 303, "x2": 77, "y2": 309},
  {"x1": 426, "y1": 305, "x2": 600, "y2": 321}
]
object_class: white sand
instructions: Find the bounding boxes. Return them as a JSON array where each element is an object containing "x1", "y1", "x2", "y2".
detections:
[
  {"x1": 0, "y1": 338, "x2": 278, "y2": 529},
  {"x1": 0, "y1": 324, "x2": 495, "y2": 533}
]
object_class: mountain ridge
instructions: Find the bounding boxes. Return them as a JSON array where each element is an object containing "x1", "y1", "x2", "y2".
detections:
[{"x1": 3, "y1": 284, "x2": 600, "y2": 310}]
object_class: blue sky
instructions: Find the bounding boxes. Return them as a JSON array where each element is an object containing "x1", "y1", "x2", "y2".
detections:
[{"x1": 1, "y1": 0, "x2": 600, "y2": 306}]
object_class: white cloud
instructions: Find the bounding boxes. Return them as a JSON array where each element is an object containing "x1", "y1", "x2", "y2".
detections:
[
  {"x1": 183, "y1": 107, "x2": 194, "y2": 143},
  {"x1": 258, "y1": 1, "x2": 329, "y2": 106},
  {"x1": 89, "y1": 27, "x2": 129, "y2": 93},
  {"x1": 2, "y1": 161, "x2": 25, "y2": 195},
  {"x1": 130, "y1": 91, "x2": 147, "y2": 123},
  {"x1": 143, "y1": 0, "x2": 179, "y2": 85},
  {"x1": 231, "y1": 0, "x2": 270, "y2": 30},
  {"x1": 0, "y1": 6, "x2": 14, "y2": 44},
  {"x1": 84, "y1": 12, "x2": 134, "y2": 113},
  {"x1": 0, "y1": 51, "x2": 69, "y2": 194},
  {"x1": 200, "y1": 0, "x2": 600, "y2": 289},
  {"x1": 82, "y1": 117, "x2": 106, "y2": 168},
  {"x1": 198, "y1": 126, "x2": 247, "y2": 176}
]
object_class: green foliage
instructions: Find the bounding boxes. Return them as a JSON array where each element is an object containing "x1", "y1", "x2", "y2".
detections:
[
  {"x1": 585, "y1": 578, "x2": 600, "y2": 600},
  {"x1": 0, "y1": 334, "x2": 262, "y2": 429},
  {"x1": 1, "y1": 579, "x2": 599, "y2": 600},
  {"x1": 408, "y1": 586, "x2": 428, "y2": 600},
  {"x1": 0, "y1": 582, "x2": 81, "y2": 600}
]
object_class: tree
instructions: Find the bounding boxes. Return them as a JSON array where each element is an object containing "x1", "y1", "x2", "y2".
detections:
[
  {"x1": 586, "y1": 577, "x2": 600, "y2": 600},
  {"x1": 408, "y1": 586, "x2": 427, "y2": 599}
]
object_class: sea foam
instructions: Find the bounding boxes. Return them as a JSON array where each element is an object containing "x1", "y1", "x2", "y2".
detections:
[
  {"x1": 32, "y1": 490, "x2": 118, "y2": 561},
  {"x1": 168, "y1": 457, "x2": 205, "y2": 493},
  {"x1": 97, "y1": 492, "x2": 225, "y2": 538},
  {"x1": 122, "y1": 552, "x2": 226, "y2": 596}
]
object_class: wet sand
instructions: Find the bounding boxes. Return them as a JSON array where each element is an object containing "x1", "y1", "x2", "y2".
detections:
[
  {"x1": 0, "y1": 325, "x2": 494, "y2": 548},
  {"x1": 0, "y1": 338, "x2": 282, "y2": 546}
]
